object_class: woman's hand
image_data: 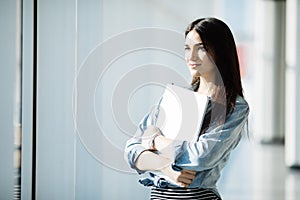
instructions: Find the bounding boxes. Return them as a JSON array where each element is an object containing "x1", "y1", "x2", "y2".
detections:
[
  {"x1": 141, "y1": 125, "x2": 162, "y2": 150},
  {"x1": 160, "y1": 164, "x2": 196, "y2": 188}
]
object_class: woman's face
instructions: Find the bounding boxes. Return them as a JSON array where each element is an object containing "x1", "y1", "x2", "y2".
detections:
[{"x1": 184, "y1": 29, "x2": 216, "y2": 78}]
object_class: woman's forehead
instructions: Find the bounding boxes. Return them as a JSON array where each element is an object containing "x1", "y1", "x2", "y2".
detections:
[{"x1": 185, "y1": 30, "x2": 202, "y2": 44}]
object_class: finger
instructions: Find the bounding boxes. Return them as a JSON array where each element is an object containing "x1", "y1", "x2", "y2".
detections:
[
  {"x1": 181, "y1": 173, "x2": 195, "y2": 180},
  {"x1": 182, "y1": 170, "x2": 197, "y2": 175},
  {"x1": 177, "y1": 177, "x2": 193, "y2": 185},
  {"x1": 178, "y1": 182, "x2": 188, "y2": 188}
]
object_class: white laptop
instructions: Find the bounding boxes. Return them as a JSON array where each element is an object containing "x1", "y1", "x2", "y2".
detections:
[
  {"x1": 152, "y1": 84, "x2": 208, "y2": 186},
  {"x1": 156, "y1": 84, "x2": 208, "y2": 142}
]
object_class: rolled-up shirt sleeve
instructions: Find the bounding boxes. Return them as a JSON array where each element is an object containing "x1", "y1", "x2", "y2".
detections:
[
  {"x1": 124, "y1": 104, "x2": 160, "y2": 174},
  {"x1": 172, "y1": 98, "x2": 249, "y2": 171}
]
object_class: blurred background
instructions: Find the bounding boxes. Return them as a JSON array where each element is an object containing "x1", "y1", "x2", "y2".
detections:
[{"x1": 1, "y1": 0, "x2": 300, "y2": 199}]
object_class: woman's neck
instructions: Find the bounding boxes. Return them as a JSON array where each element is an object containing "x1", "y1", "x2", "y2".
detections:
[
  {"x1": 197, "y1": 75, "x2": 227, "y2": 105},
  {"x1": 197, "y1": 76, "x2": 217, "y2": 98}
]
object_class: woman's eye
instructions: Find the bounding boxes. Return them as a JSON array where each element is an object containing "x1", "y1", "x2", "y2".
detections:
[
  {"x1": 198, "y1": 47, "x2": 206, "y2": 51},
  {"x1": 184, "y1": 47, "x2": 190, "y2": 51}
]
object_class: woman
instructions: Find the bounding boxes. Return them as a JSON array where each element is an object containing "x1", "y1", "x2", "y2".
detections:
[{"x1": 125, "y1": 17, "x2": 249, "y2": 200}]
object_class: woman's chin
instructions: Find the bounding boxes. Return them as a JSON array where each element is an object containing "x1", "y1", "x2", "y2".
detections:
[{"x1": 190, "y1": 70, "x2": 200, "y2": 78}]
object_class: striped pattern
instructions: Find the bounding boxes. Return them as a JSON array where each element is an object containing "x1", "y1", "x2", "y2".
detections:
[
  {"x1": 14, "y1": 168, "x2": 21, "y2": 200},
  {"x1": 14, "y1": 184, "x2": 21, "y2": 200},
  {"x1": 150, "y1": 187, "x2": 221, "y2": 200}
]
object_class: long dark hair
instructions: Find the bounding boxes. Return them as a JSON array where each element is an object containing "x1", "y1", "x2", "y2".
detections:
[
  {"x1": 186, "y1": 18, "x2": 244, "y2": 114},
  {"x1": 186, "y1": 18, "x2": 245, "y2": 136}
]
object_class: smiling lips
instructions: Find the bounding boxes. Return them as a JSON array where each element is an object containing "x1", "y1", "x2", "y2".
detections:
[{"x1": 189, "y1": 63, "x2": 201, "y2": 69}]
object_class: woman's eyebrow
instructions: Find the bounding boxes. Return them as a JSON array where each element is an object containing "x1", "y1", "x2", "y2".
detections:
[
  {"x1": 195, "y1": 43, "x2": 204, "y2": 46},
  {"x1": 184, "y1": 43, "x2": 204, "y2": 46}
]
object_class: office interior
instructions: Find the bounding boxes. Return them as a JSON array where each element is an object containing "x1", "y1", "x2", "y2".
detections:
[{"x1": 1, "y1": 0, "x2": 300, "y2": 199}]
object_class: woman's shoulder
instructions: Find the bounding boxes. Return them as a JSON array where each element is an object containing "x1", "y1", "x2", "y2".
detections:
[
  {"x1": 234, "y1": 95, "x2": 249, "y2": 114},
  {"x1": 236, "y1": 95, "x2": 249, "y2": 106}
]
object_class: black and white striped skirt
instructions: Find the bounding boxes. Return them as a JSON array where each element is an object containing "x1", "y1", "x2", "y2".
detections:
[{"x1": 150, "y1": 187, "x2": 221, "y2": 200}]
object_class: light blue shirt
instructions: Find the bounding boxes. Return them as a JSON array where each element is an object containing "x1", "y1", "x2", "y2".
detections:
[{"x1": 124, "y1": 92, "x2": 249, "y2": 196}]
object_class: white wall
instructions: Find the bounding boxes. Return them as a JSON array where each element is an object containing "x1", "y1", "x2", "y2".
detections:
[
  {"x1": 32, "y1": 1, "x2": 220, "y2": 199},
  {"x1": 0, "y1": 0, "x2": 259, "y2": 199},
  {"x1": 0, "y1": 0, "x2": 20, "y2": 199},
  {"x1": 285, "y1": 0, "x2": 300, "y2": 167}
]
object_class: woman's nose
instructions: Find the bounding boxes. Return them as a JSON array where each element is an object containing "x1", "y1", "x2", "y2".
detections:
[{"x1": 189, "y1": 49, "x2": 199, "y2": 61}]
